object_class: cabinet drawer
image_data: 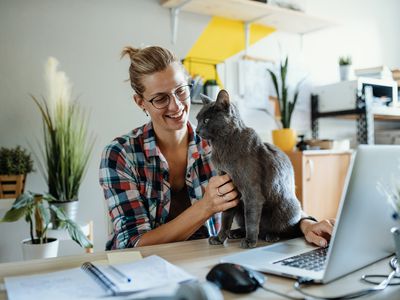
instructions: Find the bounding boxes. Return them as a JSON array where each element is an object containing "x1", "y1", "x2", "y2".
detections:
[{"x1": 286, "y1": 151, "x2": 352, "y2": 220}]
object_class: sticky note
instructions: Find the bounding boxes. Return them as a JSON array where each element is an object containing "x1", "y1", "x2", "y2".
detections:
[{"x1": 107, "y1": 251, "x2": 142, "y2": 265}]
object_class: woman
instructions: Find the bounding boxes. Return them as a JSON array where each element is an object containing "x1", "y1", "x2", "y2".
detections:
[{"x1": 99, "y1": 46, "x2": 334, "y2": 250}]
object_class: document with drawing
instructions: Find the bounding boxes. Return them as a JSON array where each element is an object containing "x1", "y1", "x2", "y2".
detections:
[{"x1": 4, "y1": 255, "x2": 196, "y2": 300}]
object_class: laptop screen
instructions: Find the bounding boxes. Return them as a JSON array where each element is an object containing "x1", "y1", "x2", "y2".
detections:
[{"x1": 323, "y1": 145, "x2": 399, "y2": 282}]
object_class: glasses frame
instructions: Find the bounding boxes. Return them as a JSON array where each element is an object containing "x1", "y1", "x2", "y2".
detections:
[{"x1": 143, "y1": 84, "x2": 193, "y2": 109}]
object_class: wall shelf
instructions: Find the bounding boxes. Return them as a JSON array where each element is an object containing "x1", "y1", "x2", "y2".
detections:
[
  {"x1": 162, "y1": 0, "x2": 336, "y2": 44},
  {"x1": 311, "y1": 96, "x2": 400, "y2": 145}
]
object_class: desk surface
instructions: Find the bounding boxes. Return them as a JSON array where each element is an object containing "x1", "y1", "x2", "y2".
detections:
[{"x1": 0, "y1": 238, "x2": 398, "y2": 299}]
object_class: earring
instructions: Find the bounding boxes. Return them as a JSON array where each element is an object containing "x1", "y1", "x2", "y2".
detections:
[{"x1": 143, "y1": 109, "x2": 149, "y2": 117}]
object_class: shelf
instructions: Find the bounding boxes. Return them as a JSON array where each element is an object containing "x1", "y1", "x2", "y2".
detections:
[
  {"x1": 161, "y1": 0, "x2": 335, "y2": 35},
  {"x1": 301, "y1": 149, "x2": 354, "y2": 156},
  {"x1": 311, "y1": 93, "x2": 400, "y2": 144},
  {"x1": 370, "y1": 106, "x2": 400, "y2": 120},
  {"x1": 313, "y1": 106, "x2": 400, "y2": 121}
]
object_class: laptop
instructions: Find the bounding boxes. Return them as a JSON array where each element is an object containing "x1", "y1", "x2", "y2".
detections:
[{"x1": 221, "y1": 145, "x2": 399, "y2": 283}]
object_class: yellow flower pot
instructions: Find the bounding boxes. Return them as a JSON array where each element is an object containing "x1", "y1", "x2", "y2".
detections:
[{"x1": 272, "y1": 128, "x2": 297, "y2": 152}]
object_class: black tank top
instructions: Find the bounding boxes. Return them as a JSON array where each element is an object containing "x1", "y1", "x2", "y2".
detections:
[{"x1": 166, "y1": 185, "x2": 209, "y2": 240}]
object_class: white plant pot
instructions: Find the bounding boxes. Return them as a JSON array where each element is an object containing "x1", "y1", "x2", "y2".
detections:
[
  {"x1": 205, "y1": 85, "x2": 220, "y2": 100},
  {"x1": 21, "y1": 238, "x2": 59, "y2": 260},
  {"x1": 339, "y1": 65, "x2": 351, "y2": 81},
  {"x1": 50, "y1": 200, "x2": 79, "y2": 228}
]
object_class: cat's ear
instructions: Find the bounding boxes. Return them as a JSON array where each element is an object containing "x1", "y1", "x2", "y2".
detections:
[
  {"x1": 215, "y1": 89, "x2": 230, "y2": 109},
  {"x1": 199, "y1": 93, "x2": 213, "y2": 105}
]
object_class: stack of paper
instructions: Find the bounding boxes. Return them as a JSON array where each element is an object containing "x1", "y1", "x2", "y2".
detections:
[
  {"x1": 4, "y1": 255, "x2": 196, "y2": 300},
  {"x1": 354, "y1": 66, "x2": 393, "y2": 80}
]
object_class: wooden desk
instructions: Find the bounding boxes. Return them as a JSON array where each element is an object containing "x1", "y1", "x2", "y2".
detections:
[{"x1": 0, "y1": 239, "x2": 399, "y2": 299}]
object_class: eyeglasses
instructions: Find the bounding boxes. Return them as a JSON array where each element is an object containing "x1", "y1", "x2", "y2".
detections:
[{"x1": 144, "y1": 84, "x2": 192, "y2": 109}]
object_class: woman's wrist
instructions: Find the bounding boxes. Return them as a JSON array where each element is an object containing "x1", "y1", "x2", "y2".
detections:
[
  {"x1": 299, "y1": 216, "x2": 318, "y2": 234},
  {"x1": 193, "y1": 198, "x2": 213, "y2": 221}
]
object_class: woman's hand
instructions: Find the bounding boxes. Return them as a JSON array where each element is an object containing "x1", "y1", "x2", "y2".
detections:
[
  {"x1": 300, "y1": 219, "x2": 335, "y2": 247},
  {"x1": 199, "y1": 174, "x2": 239, "y2": 217},
  {"x1": 136, "y1": 175, "x2": 239, "y2": 247}
]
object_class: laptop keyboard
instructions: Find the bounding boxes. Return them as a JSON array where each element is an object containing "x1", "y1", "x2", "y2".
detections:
[{"x1": 273, "y1": 247, "x2": 328, "y2": 271}]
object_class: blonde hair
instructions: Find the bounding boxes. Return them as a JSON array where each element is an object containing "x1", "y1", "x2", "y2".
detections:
[{"x1": 121, "y1": 46, "x2": 183, "y2": 96}]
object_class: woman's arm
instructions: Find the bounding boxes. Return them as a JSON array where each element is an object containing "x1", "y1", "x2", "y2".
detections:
[
  {"x1": 137, "y1": 174, "x2": 239, "y2": 246},
  {"x1": 100, "y1": 144, "x2": 153, "y2": 249}
]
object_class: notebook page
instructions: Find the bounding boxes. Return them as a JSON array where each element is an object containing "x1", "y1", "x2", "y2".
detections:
[
  {"x1": 99, "y1": 255, "x2": 196, "y2": 293},
  {"x1": 4, "y1": 255, "x2": 196, "y2": 299},
  {"x1": 4, "y1": 267, "x2": 104, "y2": 300}
]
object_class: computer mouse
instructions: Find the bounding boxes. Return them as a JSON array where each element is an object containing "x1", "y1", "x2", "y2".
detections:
[{"x1": 206, "y1": 263, "x2": 266, "y2": 294}]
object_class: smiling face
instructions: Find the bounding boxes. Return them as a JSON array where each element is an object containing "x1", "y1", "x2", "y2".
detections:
[{"x1": 134, "y1": 62, "x2": 190, "y2": 135}]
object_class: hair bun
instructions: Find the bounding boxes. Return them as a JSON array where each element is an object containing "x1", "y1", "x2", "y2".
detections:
[
  {"x1": 121, "y1": 46, "x2": 140, "y2": 60},
  {"x1": 121, "y1": 45, "x2": 180, "y2": 95}
]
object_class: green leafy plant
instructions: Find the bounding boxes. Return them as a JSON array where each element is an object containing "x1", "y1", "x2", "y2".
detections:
[
  {"x1": 0, "y1": 146, "x2": 34, "y2": 175},
  {"x1": 339, "y1": 56, "x2": 352, "y2": 66},
  {"x1": 1, "y1": 192, "x2": 92, "y2": 248},
  {"x1": 204, "y1": 79, "x2": 217, "y2": 86},
  {"x1": 31, "y1": 57, "x2": 94, "y2": 202},
  {"x1": 267, "y1": 56, "x2": 303, "y2": 129}
]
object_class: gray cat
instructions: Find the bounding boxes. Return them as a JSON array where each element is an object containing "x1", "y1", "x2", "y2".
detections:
[{"x1": 196, "y1": 89, "x2": 302, "y2": 248}]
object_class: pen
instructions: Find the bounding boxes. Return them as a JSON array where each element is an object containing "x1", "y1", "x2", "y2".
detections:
[
  {"x1": 108, "y1": 265, "x2": 132, "y2": 283},
  {"x1": 82, "y1": 262, "x2": 118, "y2": 296}
]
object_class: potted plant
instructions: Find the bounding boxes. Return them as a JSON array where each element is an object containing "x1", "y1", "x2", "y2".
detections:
[
  {"x1": 0, "y1": 146, "x2": 34, "y2": 199},
  {"x1": 1, "y1": 192, "x2": 92, "y2": 260},
  {"x1": 203, "y1": 79, "x2": 220, "y2": 100},
  {"x1": 339, "y1": 55, "x2": 352, "y2": 81},
  {"x1": 267, "y1": 56, "x2": 303, "y2": 152},
  {"x1": 31, "y1": 57, "x2": 94, "y2": 225}
]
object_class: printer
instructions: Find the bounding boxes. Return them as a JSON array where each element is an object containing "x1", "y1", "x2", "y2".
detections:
[{"x1": 313, "y1": 78, "x2": 398, "y2": 113}]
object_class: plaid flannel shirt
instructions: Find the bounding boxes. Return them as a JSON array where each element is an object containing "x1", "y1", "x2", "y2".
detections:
[{"x1": 99, "y1": 121, "x2": 220, "y2": 250}]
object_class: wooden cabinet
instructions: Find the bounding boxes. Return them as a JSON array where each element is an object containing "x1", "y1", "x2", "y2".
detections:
[{"x1": 286, "y1": 150, "x2": 353, "y2": 221}]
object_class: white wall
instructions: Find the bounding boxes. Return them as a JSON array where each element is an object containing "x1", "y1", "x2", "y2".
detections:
[
  {"x1": 304, "y1": 0, "x2": 400, "y2": 142},
  {"x1": 242, "y1": 0, "x2": 400, "y2": 143},
  {"x1": 1, "y1": 0, "x2": 399, "y2": 262},
  {"x1": 0, "y1": 0, "x2": 210, "y2": 262}
]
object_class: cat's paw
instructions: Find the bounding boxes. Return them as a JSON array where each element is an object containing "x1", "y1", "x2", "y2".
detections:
[
  {"x1": 240, "y1": 238, "x2": 257, "y2": 249},
  {"x1": 228, "y1": 228, "x2": 246, "y2": 239},
  {"x1": 264, "y1": 235, "x2": 280, "y2": 243},
  {"x1": 208, "y1": 236, "x2": 225, "y2": 245}
]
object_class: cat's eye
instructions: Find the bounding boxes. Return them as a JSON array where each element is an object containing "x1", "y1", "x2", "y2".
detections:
[{"x1": 204, "y1": 118, "x2": 209, "y2": 124}]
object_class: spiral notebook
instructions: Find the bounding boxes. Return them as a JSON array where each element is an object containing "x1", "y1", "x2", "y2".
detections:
[{"x1": 5, "y1": 255, "x2": 196, "y2": 300}]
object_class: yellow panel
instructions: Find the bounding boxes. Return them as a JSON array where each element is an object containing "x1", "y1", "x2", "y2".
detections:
[{"x1": 184, "y1": 16, "x2": 275, "y2": 83}]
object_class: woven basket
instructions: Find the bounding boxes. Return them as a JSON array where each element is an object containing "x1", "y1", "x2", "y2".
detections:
[{"x1": 0, "y1": 174, "x2": 26, "y2": 199}]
